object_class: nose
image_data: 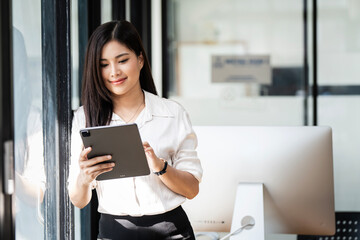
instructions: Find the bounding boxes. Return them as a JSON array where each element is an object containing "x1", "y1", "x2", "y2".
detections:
[{"x1": 110, "y1": 63, "x2": 120, "y2": 78}]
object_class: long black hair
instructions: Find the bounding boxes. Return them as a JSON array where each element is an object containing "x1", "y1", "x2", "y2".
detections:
[{"x1": 81, "y1": 20, "x2": 157, "y2": 127}]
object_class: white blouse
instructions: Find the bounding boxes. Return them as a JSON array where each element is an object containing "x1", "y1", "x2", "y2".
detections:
[{"x1": 68, "y1": 91, "x2": 203, "y2": 216}]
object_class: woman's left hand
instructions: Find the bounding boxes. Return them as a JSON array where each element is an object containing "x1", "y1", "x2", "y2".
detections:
[{"x1": 143, "y1": 142, "x2": 165, "y2": 173}]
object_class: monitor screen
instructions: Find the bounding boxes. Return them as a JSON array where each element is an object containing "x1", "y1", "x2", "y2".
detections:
[{"x1": 183, "y1": 126, "x2": 335, "y2": 238}]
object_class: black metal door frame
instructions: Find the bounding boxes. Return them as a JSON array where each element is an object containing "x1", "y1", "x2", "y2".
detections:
[
  {"x1": 41, "y1": 0, "x2": 73, "y2": 239},
  {"x1": 0, "y1": 0, "x2": 15, "y2": 239}
]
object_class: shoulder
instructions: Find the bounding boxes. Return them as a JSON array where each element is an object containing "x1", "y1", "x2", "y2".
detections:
[
  {"x1": 72, "y1": 106, "x2": 86, "y2": 128},
  {"x1": 144, "y1": 91, "x2": 187, "y2": 117},
  {"x1": 73, "y1": 106, "x2": 85, "y2": 118}
]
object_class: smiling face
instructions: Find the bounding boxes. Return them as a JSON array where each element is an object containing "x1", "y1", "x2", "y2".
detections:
[{"x1": 100, "y1": 40, "x2": 144, "y2": 98}]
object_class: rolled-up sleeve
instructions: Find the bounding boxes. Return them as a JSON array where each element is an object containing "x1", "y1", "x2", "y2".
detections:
[
  {"x1": 67, "y1": 111, "x2": 82, "y2": 191},
  {"x1": 172, "y1": 109, "x2": 203, "y2": 182}
]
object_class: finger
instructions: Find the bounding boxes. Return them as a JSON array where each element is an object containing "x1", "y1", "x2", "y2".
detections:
[
  {"x1": 144, "y1": 146, "x2": 153, "y2": 152},
  {"x1": 92, "y1": 162, "x2": 115, "y2": 172},
  {"x1": 85, "y1": 166, "x2": 114, "y2": 180},
  {"x1": 79, "y1": 147, "x2": 92, "y2": 161},
  {"x1": 84, "y1": 155, "x2": 112, "y2": 168},
  {"x1": 143, "y1": 142, "x2": 150, "y2": 148},
  {"x1": 93, "y1": 167, "x2": 114, "y2": 179},
  {"x1": 145, "y1": 148, "x2": 156, "y2": 158},
  {"x1": 83, "y1": 161, "x2": 115, "y2": 175}
]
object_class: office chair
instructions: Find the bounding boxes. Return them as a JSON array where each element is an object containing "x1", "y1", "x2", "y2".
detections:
[{"x1": 297, "y1": 212, "x2": 360, "y2": 240}]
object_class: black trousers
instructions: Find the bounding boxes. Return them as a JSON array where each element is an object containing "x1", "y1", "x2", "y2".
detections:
[{"x1": 98, "y1": 206, "x2": 196, "y2": 240}]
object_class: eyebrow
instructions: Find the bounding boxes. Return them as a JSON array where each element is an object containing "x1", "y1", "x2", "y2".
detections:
[{"x1": 100, "y1": 53, "x2": 129, "y2": 61}]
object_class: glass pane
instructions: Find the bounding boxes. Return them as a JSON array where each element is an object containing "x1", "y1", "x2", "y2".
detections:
[
  {"x1": 317, "y1": 0, "x2": 360, "y2": 211},
  {"x1": 71, "y1": 0, "x2": 82, "y2": 238},
  {"x1": 72, "y1": 0, "x2": 80, "y2": 110},
  {"x1": 12, "y1": 0, "x2": 45, "y2": 239},
  {"x1": 167, "y1": 0, "x2": 305, "y2": 127},
  {"x1": 101, "y1": 0, "x2": 112, "y2": 24},
  {"x1": 167, "y1": 1, "x2": 305, "y2": 239}
]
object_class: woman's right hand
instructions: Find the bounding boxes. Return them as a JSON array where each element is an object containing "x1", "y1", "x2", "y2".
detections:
[{"x1": 78, "y1": 147, "x2": 115, "y2": 185}]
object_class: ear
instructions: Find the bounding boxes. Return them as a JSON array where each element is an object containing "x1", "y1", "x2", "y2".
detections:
[{"x1": 138, "y1": 52, "x2": 144, "y2": 69}]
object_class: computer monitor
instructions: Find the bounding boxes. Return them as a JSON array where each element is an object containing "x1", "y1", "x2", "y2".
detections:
[{"x1": 183, "y1": 126, "x2": 335, "y2": 239}]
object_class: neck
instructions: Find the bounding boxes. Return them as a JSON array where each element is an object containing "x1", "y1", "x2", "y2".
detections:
[
  {"x1": 112, "y1": 87, "x2": 144, "y2": 112},
  {"x1": 112, "y1": 88, "x2": 145, "y2": 123}
]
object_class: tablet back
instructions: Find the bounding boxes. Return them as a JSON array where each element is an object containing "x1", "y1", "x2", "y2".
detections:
[{"x1": 80, "y1": 123, "x2": 150, "y2": 181}]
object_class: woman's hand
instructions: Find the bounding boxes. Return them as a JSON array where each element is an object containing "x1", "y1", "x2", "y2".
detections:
[
  {"x1": 69, "y1": 147, "x2": 115, "y2": 209},
  {"x1": 142, "y1": 142, "x2": 199, "y2": 199},
  {"x1": 143, "y1": 142, "x2": 165, "y2": 172},
  {"x1": 78, "y1": 147, "x2": 115, "y2": 186}
]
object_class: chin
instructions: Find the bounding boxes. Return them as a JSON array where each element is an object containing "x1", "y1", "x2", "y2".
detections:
[{"x1": 111, "y1": 90, "x2": 127, "y2": 96}]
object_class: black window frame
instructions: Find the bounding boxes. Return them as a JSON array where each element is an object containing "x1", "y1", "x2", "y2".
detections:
[
  {"x1": 0, "y1": 0, "x2": 15, "y2": 238},
  {"x1": 41, "y1": 0, "x2": 73, "y2": 239}
]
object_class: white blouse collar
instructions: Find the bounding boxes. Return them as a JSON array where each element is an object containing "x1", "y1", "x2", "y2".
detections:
[{"x1": 110, "y1": 90, "x2": 175, "y2": 122}]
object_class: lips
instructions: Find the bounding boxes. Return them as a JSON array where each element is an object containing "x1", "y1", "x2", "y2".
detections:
[{"x1": 109, "y1": 77, "x2": 127, "y2": 85}]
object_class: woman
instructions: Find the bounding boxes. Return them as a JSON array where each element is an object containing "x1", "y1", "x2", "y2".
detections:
[{"x1": 67, "y1": 20, "x2": 203, "y2": 240}]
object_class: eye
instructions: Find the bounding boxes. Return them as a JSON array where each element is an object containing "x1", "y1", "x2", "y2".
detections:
[
  {"x1": 118, "y1": 59, "x2": 129, "y2": 64},
  {"x1": 100, "y1": 63, "x2": 108, "y2": 68}
]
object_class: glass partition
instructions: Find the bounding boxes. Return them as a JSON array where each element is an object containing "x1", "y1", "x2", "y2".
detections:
[
  {"x1": 12, "y1": 0, "x2": 45, "y2": 239},
  {"x1": 166, "y1": 0, "x2": 306, "y2": 127},
  {"x1": 316, "y1": 0, "x2": 360, "y2": 211},
  {"x1": 166, "y1": 2, "x2": 305, "y2": 239},
  {"x1": 166, "y1": 0, "x2": 360, "y2": 239}
]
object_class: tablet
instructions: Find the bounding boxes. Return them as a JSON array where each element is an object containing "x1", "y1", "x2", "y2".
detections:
[{"x1": 79, "y1": 123, "x2": 150, "y2": 181}]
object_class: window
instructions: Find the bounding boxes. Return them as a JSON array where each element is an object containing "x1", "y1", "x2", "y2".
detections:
[{"x1": 12, "y1": 0, "x2": 44, "y2": 238}]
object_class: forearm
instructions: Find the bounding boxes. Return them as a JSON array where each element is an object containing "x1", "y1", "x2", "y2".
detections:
[
  {"x1": 68, "y1": 178, "x2": 92, "y2": 209},
  {"x1": 159, "y1": 165, "x2": 199, "y2": 199}
]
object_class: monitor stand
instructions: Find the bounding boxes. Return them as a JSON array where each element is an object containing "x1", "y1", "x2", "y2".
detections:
[{"x1": 227, "y1": 183, "x2": 265, "y2": 240}]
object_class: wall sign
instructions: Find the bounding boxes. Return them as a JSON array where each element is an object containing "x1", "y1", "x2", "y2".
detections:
[{"x1": 212, "y1": 55, "x2": 271, "y2": 84}]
